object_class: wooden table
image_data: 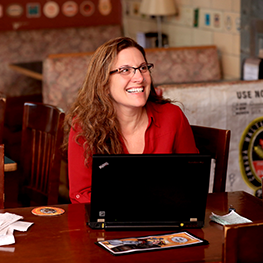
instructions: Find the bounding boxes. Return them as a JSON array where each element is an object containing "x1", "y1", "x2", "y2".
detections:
[
  {"x1": 0, "y1": 191, "x2": 262, "y2": 263},
  {"x1": 9, "y1": 61, "x2": 43, "y2": 81}
]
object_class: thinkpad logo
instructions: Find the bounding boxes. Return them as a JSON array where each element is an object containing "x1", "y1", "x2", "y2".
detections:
[{"x1": 99, "y1": 162, "x2": 109, "y2": 169}]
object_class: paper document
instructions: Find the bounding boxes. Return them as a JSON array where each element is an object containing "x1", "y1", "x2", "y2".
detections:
[
  {"x1": 210, "y1": 210, "x2": 252, "y2": 225},
  {"x1": 243, "y1": 57, "x2": 260, "y2": 80},
  {"x1": 0, "y1": 212, "x2": 33, "y2": 246}
]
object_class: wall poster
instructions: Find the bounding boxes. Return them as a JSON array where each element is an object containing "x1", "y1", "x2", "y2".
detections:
[{"x1": 163, "y1": 80, "x2": 263, "y2": 198}]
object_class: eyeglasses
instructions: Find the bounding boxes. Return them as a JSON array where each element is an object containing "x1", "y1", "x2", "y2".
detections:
[{"x1": 110, "y1": 63, "x2": 154, "y2": 77}]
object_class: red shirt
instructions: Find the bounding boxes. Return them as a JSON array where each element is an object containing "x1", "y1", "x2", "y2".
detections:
[{"x1": 68, "y1": 102, "x2": 199, "y2": 204}]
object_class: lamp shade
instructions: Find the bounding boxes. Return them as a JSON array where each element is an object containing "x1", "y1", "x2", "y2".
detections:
[{"x1": 140, "y1": 0, "x2": 177, "y2": 16}]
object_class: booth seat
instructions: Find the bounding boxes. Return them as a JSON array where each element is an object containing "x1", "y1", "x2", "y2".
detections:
[{"x1": 42, "y1": 45, "x2": 221, "y2": 111}]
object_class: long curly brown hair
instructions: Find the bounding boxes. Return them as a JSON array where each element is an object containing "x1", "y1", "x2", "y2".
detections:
[{"x1": 63, "y1": 37, "x2": 171, "y2": 165}]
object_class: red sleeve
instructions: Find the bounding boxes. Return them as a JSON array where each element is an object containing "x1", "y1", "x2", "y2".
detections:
[
  {"x1": 68, "y1": 127, "x2": 92, "y2": 204},
  {"x1": 173, "y1": 108, "x2": 199, "y2": 154}
]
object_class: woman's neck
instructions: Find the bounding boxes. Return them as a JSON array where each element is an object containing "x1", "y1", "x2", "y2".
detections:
[
  {"x1": 116, "y1": 106, "x2": 148, "y2": 154},
  {"x1": 117, "y1": 106, "x2": 147, "y2": 134}
]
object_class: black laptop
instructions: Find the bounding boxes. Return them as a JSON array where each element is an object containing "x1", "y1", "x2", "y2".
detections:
[{"x1": 88, "y1": 154, "x2": 211, "y2": 230}]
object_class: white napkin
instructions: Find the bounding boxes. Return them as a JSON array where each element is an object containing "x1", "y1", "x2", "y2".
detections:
[{"x1": 0, "y1": 212, "x2": 33, "y2": 246}]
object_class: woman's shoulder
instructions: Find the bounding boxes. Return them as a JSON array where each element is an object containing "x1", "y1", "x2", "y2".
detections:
[
  {"x1": 147, "y1": 102, "x2": 187, "y2": 128},
  {"x1": 146, "y1": 101, "x2": 190, "y2": 134},
  {"x1": 147, "y1": 101, "x2": 183, "y2": 115}
]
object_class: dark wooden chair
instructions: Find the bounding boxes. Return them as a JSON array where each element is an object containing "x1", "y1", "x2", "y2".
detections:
[
  {"x1": 223, "y1": 221, "x2": 263, "y2": 263},
  {"x1": 0, "y1": 97, "x2": 6, "y2": 144},
  {"x1": 0, "y1": 144, "x2": 5, "y2": 209},
  {"x1": 191, "y1": 125, "x2": 231, "y2": 193},
  {"x1": 0, "y1": 97, "x2": 6, "y2": 209},
  {"x1": 19, "y1": 102, "x2": 65, "y2": 206}
]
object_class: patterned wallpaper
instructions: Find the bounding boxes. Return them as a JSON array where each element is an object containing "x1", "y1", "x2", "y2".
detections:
[{"x1": 0, "y1": 25, "x2": 122, "y2": 97}]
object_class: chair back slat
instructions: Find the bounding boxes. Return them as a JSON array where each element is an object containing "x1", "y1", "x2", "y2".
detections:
[
  {"x1": 191, "y1": 125, "x2": 231, "y2": 193},
  {"x1": 0, "y1": 144, "x2": 4, "y2": 209},
  {"x1": 0, "y1": 98, "x2": 6, "y2": 144},
  {"x1": 0, "y1": 97, "x2": 6, "y2": 208}
]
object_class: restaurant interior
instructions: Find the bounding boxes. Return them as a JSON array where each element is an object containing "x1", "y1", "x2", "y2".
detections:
[
  {"x1": 1, "y1": 0, "x2": 263, "y2": 261},
  {"x1": 0, "y1": 1, "x2": 259, "y2": 198},
  {"x1": 2, "y1": 0, "x2": 261, "y2": 206},
  {"x1": 0, "y1": 0, "x2": 259, "y2": 186}
]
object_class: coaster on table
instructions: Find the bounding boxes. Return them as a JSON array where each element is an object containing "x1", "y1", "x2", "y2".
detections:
[{"x1": 31, "y1": 206, "x2": 65, "y2": 216}]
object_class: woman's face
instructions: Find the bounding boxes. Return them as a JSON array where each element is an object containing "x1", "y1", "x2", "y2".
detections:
[{"x1": 109, "y1": 47, "x2": 152, "y2": 113}]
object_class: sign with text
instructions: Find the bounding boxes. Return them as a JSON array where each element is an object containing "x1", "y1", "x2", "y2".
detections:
[{"x1": 163, "y1": 80, "x2": 263, "y2": 198}]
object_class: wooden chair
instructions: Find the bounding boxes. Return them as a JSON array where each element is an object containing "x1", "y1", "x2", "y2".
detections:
[
  {"x1": 191, "y1": 125, "x2": 231, "y2": 193},
  {"x1": 223, "y1": 221, "x2": 263, "y2": 263},
  {"x1": 0, "y1": 97, "x2": 6, "y2": 144},
  {"x1": 0, "y1": 144, "x2": 5, "y2": 209},
  {"x1": 19, "y1": 102, "x2": 65, "y2": 206},
  {"x1": 0, "y1": 97, "x2": 6, "y2": 209}
]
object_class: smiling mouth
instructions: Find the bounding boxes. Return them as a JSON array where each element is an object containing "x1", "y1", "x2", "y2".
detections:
[{"x1": 126, "y1": 87, "x2": 144, "y2": 93}]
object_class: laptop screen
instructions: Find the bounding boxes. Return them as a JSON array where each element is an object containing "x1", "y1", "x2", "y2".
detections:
[{"x1": 88, "y1": 154, "x2": 211, "y2": 230}]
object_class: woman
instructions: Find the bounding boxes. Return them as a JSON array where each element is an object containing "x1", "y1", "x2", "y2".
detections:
[{"x1": 63, "y1": 37, "x2": 198, "y2": 204}]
